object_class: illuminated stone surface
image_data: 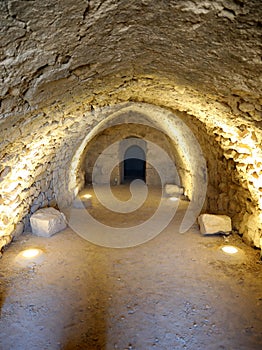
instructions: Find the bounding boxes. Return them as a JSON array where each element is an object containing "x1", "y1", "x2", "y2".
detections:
[
  {"x1": 73, "y1": 197, "x2": 92, "y2": 209},
  {"x1": 164, "y1": 184, "x2": 184, "y2": 197},
  {"x1": 30, "y1": 208, "x2": 67, "y2": 237},
  {"x1": 198, "y1": 214, "x2": 232, "y2": 235}
]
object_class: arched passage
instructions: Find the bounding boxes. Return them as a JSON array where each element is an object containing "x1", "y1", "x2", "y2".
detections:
[
  {"x1": 0, "y1": 101, "x2": 261, "y2": 249},
  {"x1": 0, "y1": 2, "x2": 262, "y2": 347},
  {"x1": 122, "y1": 145, "x2": 146, "y2": 183},
  {"x1": 69, "y1": 103, "x2": 203, "y2": 202},
  {"x1": 0, "y1": 0, "x2": 261, "y2": 251},
  {"x1": 66, "y1": 103, "x2": 207, "y2": 233}
]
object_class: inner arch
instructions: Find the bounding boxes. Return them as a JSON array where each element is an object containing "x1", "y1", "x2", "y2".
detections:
[
  {"x1": 68, "y1": 102, "x2": 205, "y2": 204},
  {"x1": 63, "y1": 102, "x2": 207, "y2": 233}
]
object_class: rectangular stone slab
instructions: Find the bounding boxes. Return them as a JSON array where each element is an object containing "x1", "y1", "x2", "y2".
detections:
[
  {"x1": 30, "y1": 208, "x2": 67, "y2": 237},
  {"x1": 198, "y1": 214, "x2": 232, "y2": 235},
  {"x1": 164, "y1": 184, "x2": 184, "y2": 197},
  {"x1": 72, "y1": 198, "x2": 92, "y2": 209}
]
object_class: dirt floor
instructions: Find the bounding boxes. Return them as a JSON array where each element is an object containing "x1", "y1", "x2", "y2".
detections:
[{"x1": 0, "y1": 186, "x2": 262, "y2": 350}]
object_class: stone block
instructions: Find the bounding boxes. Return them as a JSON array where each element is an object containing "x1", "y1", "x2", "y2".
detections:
[
  {"x1": 0, "y1": 166, "x2": 11, "y2": 182},
  {"x1": 198, "y1": 214, "x2": 232, "y2": 235},
  {"x1": 164, "y1": 184, "x2": 184, "y2": 197},
  {"x1": 12, "y1": 222, "x2": 24, "y2": 239},
  {"x1": 72, "y1": 197, "x2": 92, "y2": 209},
  {"x1": 30, "y1": 208, "x2": 67, "y2": 237}
]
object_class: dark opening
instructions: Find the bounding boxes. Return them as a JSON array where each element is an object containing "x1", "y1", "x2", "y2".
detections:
[{"x1": 123, "y1": 145, "x2": 146, "y2": 182}]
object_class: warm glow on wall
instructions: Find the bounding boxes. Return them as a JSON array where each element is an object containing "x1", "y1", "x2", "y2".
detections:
[
  {"x1": 2, "y1": 181, "x2": 18, "y2": 193},
  {"x1": 0, "y1": 204, "x2": 16, "y2": 216},
  {"x1": 215, "y1": 123, "x2": 262, "y2": 212},
  {"x1": 16, "y1": 169, "x2": 30, "y2": 179},
  {"x1": 259, "y1": 212, "x2": 262, "y2": 224}
]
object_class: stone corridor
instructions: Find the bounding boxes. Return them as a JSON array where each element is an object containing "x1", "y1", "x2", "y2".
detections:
[{"x1": 0, "y1": 1, "x2": 262, "y2": 348}]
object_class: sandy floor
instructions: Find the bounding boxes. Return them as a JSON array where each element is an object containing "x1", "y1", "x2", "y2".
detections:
[{"x1": 0, "y1": 186, "x2": 262, "y2": 350}]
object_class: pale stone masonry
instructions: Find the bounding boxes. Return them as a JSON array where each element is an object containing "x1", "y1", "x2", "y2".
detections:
[{"x1": 0, "y1": 0, "x2": 261, "y2": 252}]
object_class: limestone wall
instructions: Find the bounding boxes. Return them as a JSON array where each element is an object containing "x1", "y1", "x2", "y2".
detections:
[
  {"x1": 176, "y1": 111, "x2": 262, "y2": 247},
  {"x1": 82, "y1": 124, "x2": 179, "y2": 186}
]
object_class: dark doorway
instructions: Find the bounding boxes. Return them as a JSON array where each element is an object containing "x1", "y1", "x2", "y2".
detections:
[{"x1": 123, "y1": 145, "x2": 146, "y2": 183}]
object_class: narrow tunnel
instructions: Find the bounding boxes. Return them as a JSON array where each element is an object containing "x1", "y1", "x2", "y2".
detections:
[{"x1": 0, "y1": 0, "x2": 261, "y2": 349}]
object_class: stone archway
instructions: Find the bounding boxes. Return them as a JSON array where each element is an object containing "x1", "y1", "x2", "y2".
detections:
[{"x1": 122, "y1": 145, "x2": 146, "y2": 183}]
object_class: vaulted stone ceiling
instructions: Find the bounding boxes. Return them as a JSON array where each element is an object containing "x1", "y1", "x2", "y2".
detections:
[
  {"x1": 0, "y1": 0, "x2": 261, "y2": 250},
  {"x1": 1, "y1": 0, "x2": 261, "y2": 119}
]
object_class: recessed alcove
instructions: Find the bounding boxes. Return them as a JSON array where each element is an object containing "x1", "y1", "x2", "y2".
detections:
[{"x1": 80, "y1": 123, "x2": 180, "y2": 187}]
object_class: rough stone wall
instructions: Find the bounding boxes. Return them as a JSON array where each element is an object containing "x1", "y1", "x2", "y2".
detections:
[
  {"x1": 0, "y1": 0, "x2": 261, "y2": 251},
  {"x1": 0, "y1": 98, "x2": 261, "y2": 252},
  {"x1": 176, "y1": 111, "x2": 262, "y2": 247},
  {"x1": 82, "y1": 124, "x2": 179, "y2": 186}
]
